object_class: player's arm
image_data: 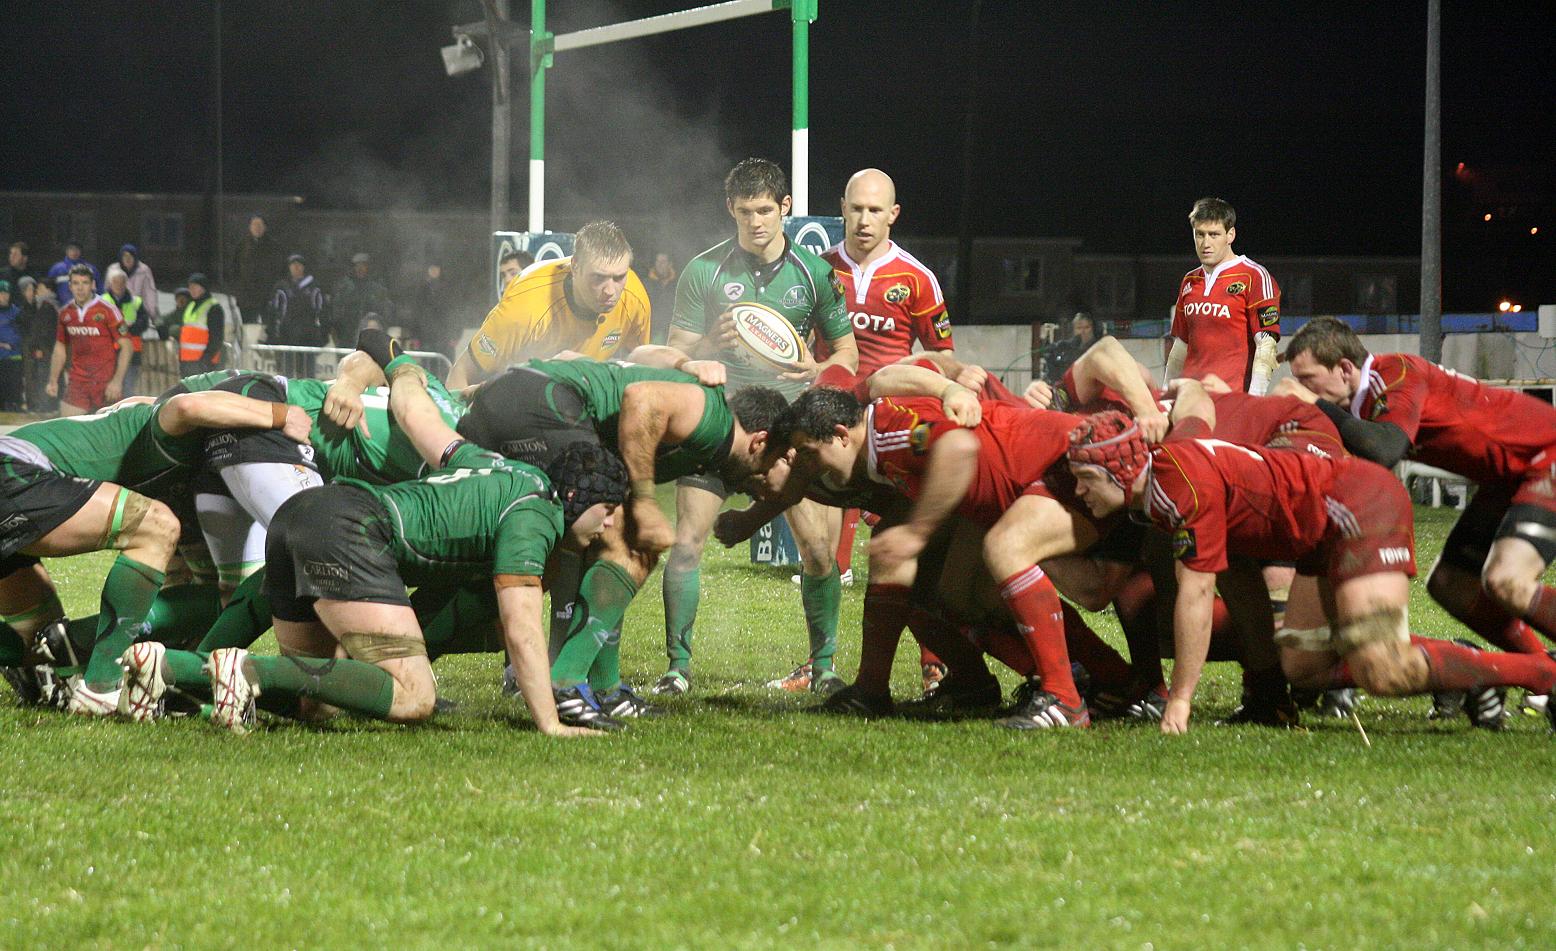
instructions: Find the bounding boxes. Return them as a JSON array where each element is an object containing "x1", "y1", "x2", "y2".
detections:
[
  {"x1": 495, "y1": 579, "x2": 594, "y2": 738},
  {"x1": 1163, "y1": 338, "x2": 1188, "y2": 385},
  {"x1": 869, "y1": 428, "x2": 978, "y2": 573},
  {"x1": 1162, "y1": 561, "x2": 1217, "y2": 735},
  {"x1": 1245, "y1": 281, "x2": 1282, "y2": 396},
  {"x1": 158, "y1": 390, "x2": 313, "y2": 444},
  {"x1": 385, "y1": 358, "x2": 463, "y2": 469},
  {"x1": 446, "y1": 349, "x2": 483, "y2": 389},
  {"x1": 866, "y1": 363, "x2": 980, "y2": 426},
  {"x1": 1072, "y1": 336, "x2": 1167, "y2": 440},
  {"x1": 322, "y1": 348, "x2": 389, "y2": 434},
  {"x1": 106, "y1": 321, "x2": 133, "y2": 401},
  {"x1": 1163, "y1": 378, "x2": 1216, "y2": 435},
  {"x1": 617, "y1": 381, "x2": 706, "y2": 553},
  {"x1": 1311, "y1": 399, "x2": 1412, "y2": 466},
  {"x1": 45, "y1": 338, "x2": 67, "y2": 397},
  {"x1": 668, "y1": 264, "x2": 738, "y2": 359},
  {"x1": 623, "y1": 344, "x2": 726, "y2": 387},
  {"x1": 1249, "y1": 333, "x2": 1279, "y2": 396},
  {"x1": 713, "y1": 452, "x2": 818, "y2": 547},
  {"x1": 449, "y1": 303, "x2": 529, "y2": 389}
]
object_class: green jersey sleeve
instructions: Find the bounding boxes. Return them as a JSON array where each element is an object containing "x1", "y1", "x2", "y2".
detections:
[
  {"x1": 798, "y1": 246, "x2": 851, "y2": 342},
  {"x1": 671, "y1": 247, "x2": 720, "y2": 336},
  {"x1": 493, "y1": 500, "x2": 564, "y2": 577}
]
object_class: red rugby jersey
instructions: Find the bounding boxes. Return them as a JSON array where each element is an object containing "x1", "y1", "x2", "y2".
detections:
[
  {"x1": 1169, "y1": 254, "x2": 1280, "y2": 390},
  {"x1": 821, "y1": 241, "x2": 952, "y2": 375},
  {"x1": 56, "y1": 294, "x2": 127, "y2": 383}
]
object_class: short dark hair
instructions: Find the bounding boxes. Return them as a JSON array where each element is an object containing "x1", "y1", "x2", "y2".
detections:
[
  {"x1": 1282, "y1": 316, "x2": 1369, "y2": 368},
  {"x1": 499, "y1": 250, "x2": 523, "y2": 266},
  {"x1": 67, "y1": 263, "x2": 95, "y2": 280},
  {"x1": 727, "y1": 386, "x2": 789, "y2": 434},
  {"x1": 782, "y1": 387, "x2": 865, "y2": 443},
  {"x1": 9, "y1": 241, "x2": 27, "y2": 255},
  {"x1": 1189, "y1": 197, "x2": 1236, "y2": 231},
  {"x1": 725, "y1": 158, "x2": 789, "y2": 205},
  {"x1": 573, "y1": 220, "x2": 632, "y2": 268}
]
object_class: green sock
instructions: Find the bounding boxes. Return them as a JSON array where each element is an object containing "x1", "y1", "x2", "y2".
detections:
[
  {"x1": 247, "y1": 654, "x2": 395, "y2": 719},
  {"x1": 84, "y1": 555, "x2": 166, "y2": 689},
  {"x1": 145, "y1": 584, "x2": 223, "y2": 649},
  {"x1": 195, "y1": 571, "x2": 272, "y2": 652},
  {"x1": 546, "y1": 549, "x2": 584, "y2": 662},
  {"x1": 550, "y1": 560, "x2": 637, "y2": 688},
  {"x1": 415, "y1": 580, "x2": 500, "y2": 660},
  {"x1": 163, "y1": 647, "x2": 211, "y2": 690},
  {"x1": 586, "y1": 628, "x2": 623, "y2": 695},
  {"x1": 0, "y1": 621, "x2": 24, "y2": 666},
  {"x1": 662, "y1": 564, "x2": 700, "y2": 675},
  {"x1": 800, "y1": 565, "x2": 842, "y2": 673}
]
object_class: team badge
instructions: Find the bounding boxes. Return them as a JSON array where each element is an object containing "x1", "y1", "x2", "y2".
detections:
[
  {"x1": 1259, "y1": 305, "x2": 1280, "y2": 327},
  {"x1": 781, "y1": 285, "x2": 809, "y2": 310},
  {"x1": 723, "y1": 282, "x2": 746, "y2": 301},
  {"x1": 934, "y1": 315, "x2": 952, "y2": 340},
  {"x1": 476, "y1": 334, "x2": 497, "y2": 356},
  {"x1": 884, "y1": 283, "x2": 911, "y2": 304},
  {"x1": 908, "y1": 422, "x2": 932, "y2": 454},
  {"x1": 1171, "y1": 526, "x2": 1197, "y2": 560},
  {"x1": 830, "y1": 273, "x2": 845, "y2": 297},
  {"x1": 601, "y1": 330, "x2": 622, "y2": 350},
  {"x1": 1226, "y1": 281, "x2": 1247, "y2": 295}
]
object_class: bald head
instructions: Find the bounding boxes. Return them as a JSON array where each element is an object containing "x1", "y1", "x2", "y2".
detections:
[{"x1": 841, "y1": 168, "x2": 901, "y2": 261}]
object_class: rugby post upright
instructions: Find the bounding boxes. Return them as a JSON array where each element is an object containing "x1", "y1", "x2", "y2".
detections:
[{"x1": 523, "y1": 0, "x2": 820, "y2": 231}]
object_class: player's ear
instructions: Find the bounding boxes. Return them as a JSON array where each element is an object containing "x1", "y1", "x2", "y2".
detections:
[
  {"x1": 888, "y1": 203, "x2": 901, "y2": 225},
  {"x1": 779, "y1": 195, "x2": 792, "y2": 217},
  {"x1": 834, "y1": 423, "x2": 850, "y2": 445},
  {"x1": 1226, "y1": 225, "x2": 1236, "y2": 244},
  {"x1": 749, "y1": 429, "x2": 769, "y2": 456}
]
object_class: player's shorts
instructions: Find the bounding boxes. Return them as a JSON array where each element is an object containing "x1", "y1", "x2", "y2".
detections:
[
  {"x1": 0, "y1": 436, "x2": 102, "y2": 564},
  {"x1": 1084, "y1": 516, "x2": 1149, "y2": 565},
  {"x1": 1264, "y1": 427, "x2": 1346, "y2": 460},
  {"x1": 677, "y1": 471, "x2": 729, "y2": 497},
  {"x1": 64, "y1": 373, "x2": 112, "y2": 412},
  {"x1": 1296, "y1": 458, "x2": 1416, "y2": 584},
  {"x1": 263, "y1": 484, "x2": 410, "y2": 621},
  {"x1": 456, "y1": 366, "x2": 602, "y2": 470},
  {"x1": 203, "y1": 374, "x2": 318, "y2": 473}
]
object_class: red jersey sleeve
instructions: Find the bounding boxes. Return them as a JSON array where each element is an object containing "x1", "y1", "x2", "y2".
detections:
[
  {"x1": 1147, "y1": 443, "x2": 1228, "y2": 574},
  {"x1": 1360, "y1": 354, "x2": 1427, "y2": 442},
  {"x1": 1244, "y1": 260, "x2": 1281, "y2": 337},
  {"x1": 908, "y1": 271, "x2": 953, "y2": 352}
]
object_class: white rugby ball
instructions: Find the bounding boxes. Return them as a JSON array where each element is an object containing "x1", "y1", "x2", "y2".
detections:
[{"x1": 730, "y1": 301, "x2": 810, "y2": 372}]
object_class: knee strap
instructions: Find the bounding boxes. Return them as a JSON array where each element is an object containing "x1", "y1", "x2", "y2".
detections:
[
  {"x1": 101, "y1": 489, "x2": 153, "y2": 550},
  {"x1": 1335, "y1": 607, "x2": 1409, "y2": 654},
  {"x1": 340, "y1": 631, "x2": 428, "y2": 664}
]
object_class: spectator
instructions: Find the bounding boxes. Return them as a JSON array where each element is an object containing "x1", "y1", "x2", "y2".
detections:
[
  {"x1": 175, "y1": 272, "x2": 225, "y2": 377},
  {"x1": 117, "y1": 243, "x2": 160, "y2": 319},
  {"x1": 269, "y1": 252, "x2": 327, "y2": 346},
  {"x1": 18, "y1": 277, "x2": 58, "y2": 412},
  {"x1": 646, "y1": 250, "x2": 678, "y2": 343},
  {"x1": 229, "y1": 213, "x2": 279, "y2": 324},
  {"x1": 104, "y1": 264, "x2": 150, "y2": 396},
  {"x1": 47, "y1": 241, "x2": 100, "y2": 302},
  {"x1": 330, "y1": 251, "x2": 390, "y2": 346},
  {"x1": 47, "y1": 263, "x2": 130, "y2": 415},
  {"x1": 158, "y1": 286, "x2": 191, "y2": 338},
  {"x1": 408, "y1": 262, "x2": 447, "y2": 352},
  {"x1": 0, "y1": 280, "x2": 22, "y2": 410},
  {"x1": 497, "y1": 249, "x2": 533, "y2": 294},
  {"x1": 1042, "y1": 312, "x2": 1100, "y2": 384},
  {"x1": 0, "y1": 241, "x2": 34, "y2": 289}
]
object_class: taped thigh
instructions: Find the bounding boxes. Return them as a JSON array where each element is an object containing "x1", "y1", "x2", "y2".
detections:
[
  {"x1": 99, "y1": 489, "x2": 153, "y2": 551},
  {"x1": 339, "y1": 630, "x2": 428, "y2": 664},
  {"x1": 1335, "y1": 606, "x2": 1409, "y2": 654}
]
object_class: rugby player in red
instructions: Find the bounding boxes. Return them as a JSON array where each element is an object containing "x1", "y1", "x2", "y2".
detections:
[
  {"x1": 1164, "y1": 198, "x2": 1281, "y2": 395},
  {"x1": 47, "y1": 264, "x2": 131, "y2": 415},
  {"x1": 1283, "y1": 318, "x2": 1556, "y2": 723},
  {"x1": 1067, "y1": 410, "x2": 1556, "y2": 734}
]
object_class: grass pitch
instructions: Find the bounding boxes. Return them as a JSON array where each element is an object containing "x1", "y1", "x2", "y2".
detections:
[{"x1": 3, "y1": 505, "x2": 1555, "y2": 949}]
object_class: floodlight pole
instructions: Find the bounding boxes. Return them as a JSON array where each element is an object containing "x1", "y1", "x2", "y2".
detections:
[
  {"x1": 488, "y1": 0, "x2": 513, "y2": 237},
  {"x1": 1419, "y1": 0, "x2": 1442, "y2": 361},
  {"x1": 525, "y1": 0, "x2": 816, "y2": 231}
]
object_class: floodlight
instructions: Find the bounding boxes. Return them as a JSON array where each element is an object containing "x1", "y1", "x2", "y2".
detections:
[{"x1": 442, "y1": 35, "x2": 484, "y2": 76}]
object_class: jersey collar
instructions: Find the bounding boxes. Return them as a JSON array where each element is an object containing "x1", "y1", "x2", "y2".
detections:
[
  {"x1": 1349, "y1": 353, "x2": 1377, "y2": 418},
  {"x1": 1197, "y1": 254, "x2": 1245, "y2": 296},
  {"x1": 835, "y1": 241, "x2": 900, "y2": 305}
]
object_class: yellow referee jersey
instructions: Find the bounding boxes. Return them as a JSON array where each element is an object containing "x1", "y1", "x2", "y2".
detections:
[{"x1": 467, "y1": 257, "x2": 651, "y2": 372}]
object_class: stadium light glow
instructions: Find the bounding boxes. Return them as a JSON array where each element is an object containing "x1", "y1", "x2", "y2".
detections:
[
  {"x1": 1512, "y1": 304, "x2": 1523, "y2": 313},
  {"x1": 1533, "y1": 227, "x2": 1540, "y2": 235},
  {"x1": 1484, "y1": 213, "x2": 1493, "y2": 221},
  {"x1": 1499, "y1": 300, "x2": 1513, "y2": 312}
]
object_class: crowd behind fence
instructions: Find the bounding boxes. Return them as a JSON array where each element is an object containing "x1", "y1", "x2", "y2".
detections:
[{"x1": 133, "y1": 341, "x2": 452, "y2": 398}]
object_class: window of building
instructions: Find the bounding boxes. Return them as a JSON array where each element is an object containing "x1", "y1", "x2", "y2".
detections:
[
  {"x1": 1356, "y1": 274, "x2": 1397, "y2": 314},
  {"x1": 1091, "y1": 269, "x2": 1135, "y2": 313},
  {"x1": 142, "y1": 212, "x2": 185, "y2": 251},
  {"x1": 1283, "y1": 273, "x2": 1313, "y2": 315},
  {"x1": 1000, "y1": 255, "x2": 1044, "y2": 296},
  {"x1": 52, "y1": 211, "x2": 97, "y2": 255}
]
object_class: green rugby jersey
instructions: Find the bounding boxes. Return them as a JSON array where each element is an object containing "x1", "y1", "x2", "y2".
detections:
[
  {"x1": 345, "y1": 442, "x2": 562, "y2": 586},
  {"x1": 283, "y1": 377, "x2": 468, "y2": 485},
  {"x1": 11, "y1": 399, "x2": 201, "y2": 495},
  {"x1": 671, "y1": 236, "x2": 850, "y2": 398},
  {"x1": 527, "y1": 358, "x2": 734, "y2": 482}
]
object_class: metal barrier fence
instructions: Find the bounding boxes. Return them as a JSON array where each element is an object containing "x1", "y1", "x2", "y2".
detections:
[
  {"x1": 133, "y1": 340, "x2": 244, "y2": 398},
  {"x1": 240, "y1": 344, "x2": 453, "y2": 382}
]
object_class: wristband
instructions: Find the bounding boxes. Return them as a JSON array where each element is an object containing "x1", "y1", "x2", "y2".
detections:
[
  {"x1": 270, "y1": 402, "x2": 289, "y2": 430},
  {"x1": 630, "y1": 480, "x2": 657, "y2": 500},
  {"x1": 673, "y1": 355, "x2": 691, "y2": 372},
  {"x1": 385, "y1": 355, "x2": 425, "y2": 385}
]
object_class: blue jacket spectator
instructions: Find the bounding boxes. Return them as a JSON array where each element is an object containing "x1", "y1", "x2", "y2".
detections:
[{"x1": 47, "y1": 241, "x2": 101, "y2": 301}]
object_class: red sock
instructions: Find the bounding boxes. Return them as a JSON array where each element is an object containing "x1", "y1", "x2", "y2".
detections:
[
  {"x1": 1062, "y1": 602, "x2": 1132, "y2": 691},
  {"x1": 1414, "y1": 635, "x2": 1556, "y2": 693},
  {"x1": 856, "y1": 584, "x2": 911, "y2": 694},
  {"x1": 836, "y1": 509, "x2": 860, "y2": 573},
  {"x1": 1452, "y1": 590, "x2": 1546, "y2": 652},
  {"x1": 972, "y1": 626, "x2": 1037, "y2": 677},
  {"x1": 1327, "y1": 659, "x2": 1356, "y2": 689},
  {"x1": 918, "y1": 646, "x2": 944, "y2": 669},
  {"x1": 1523, "y1": 586, "x2": 1556, "y2": 643},
  {"x1": 998, "y1": 566, "x2": 1079, "y2": 706}
]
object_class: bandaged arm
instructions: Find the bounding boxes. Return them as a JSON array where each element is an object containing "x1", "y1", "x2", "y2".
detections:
[{"x1": 1248, "y1": 331, "x2": 1279, "y2": 396}]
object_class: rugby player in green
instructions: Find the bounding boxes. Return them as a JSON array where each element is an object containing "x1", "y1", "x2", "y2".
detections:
[
  {"x1": 0, "y1": 390, "x2": 312, "y2": 714},
  {"x1": 660, "y1": 157, "x2": 858, "y2": 696},
  {"x1": 123, "y1": 358, "x2": 623, "y2": 736}
]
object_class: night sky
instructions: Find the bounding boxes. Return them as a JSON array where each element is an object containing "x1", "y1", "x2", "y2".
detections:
[{"x1": 3, "y1": 1, "x2": 1552, "y2": 305}]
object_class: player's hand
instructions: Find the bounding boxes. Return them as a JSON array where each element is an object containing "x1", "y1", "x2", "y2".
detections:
[
  {"x1": 1270, "y1": 376, "x2": 1319, "y2": 403},
  {"x1": 1136, "y1": 409, "x2": 1170, "y2": 444},
  {"x1": 954, "y1": 363, "x2": 988, "y2": 394},
  {"x1": 281, "y1": 405, "x2": 314, "y2": 445},
  {"x1": 714, "y1": 508, "x2": 761, "y2": 547},
  {"x1": 104, "y1": 381, "x2": 123, "y2": 404},
  {"x1": 323, "y1": 380, "x2": 369, "y2": 436},
  {"x1": 681, "y1": 359, "x2": 727, "y2": 387},
  {"x1": 779, "y1": 352, "x2": 822, "y2": 382},
  {"x1": 1198, "y1": 373, "x2": 1232, "y2": 395},
  {"x1": 45, "y1": 379, "x2": 58, "y2": 398},
  {"x1": 1160, "y1": 697, "x2": 1192, "y2": 735},
  {"x1": 709, "y1": 312, "x2": 741, "y2": 353},
  {"x1": 540, "y1": 722, "x2": 604, "y2": 738},
  {"x1": 627, "y1": 497, "x2": 675, "y2": 554},
  {"x1": 941, "y1": 384, "x2": 982, "y2": 427},
  {"x1": 868, "y1": 525, "x2": 928, "y2": 576},
  {"x1": 1022, "y1": 379, "x2": 1055, "y2": 409}
]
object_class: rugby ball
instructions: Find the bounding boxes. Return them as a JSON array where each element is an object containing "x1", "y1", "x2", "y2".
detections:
[{"x1": 730, "y1": 302, "x2": 810, "y2": 372}]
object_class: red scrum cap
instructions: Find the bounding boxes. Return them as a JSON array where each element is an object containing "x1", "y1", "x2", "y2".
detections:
[{"x1": 1067, "y1": 410, "x2": 1150, "y2": 497}]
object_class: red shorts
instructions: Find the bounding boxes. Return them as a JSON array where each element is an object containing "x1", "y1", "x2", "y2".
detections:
[
  {"x1": 1297, "y1": 458, "x2": 1416, "y2": 583},
  {"x1": 64, "y1": 374, "x2": 111, "y2": 412},
  {"x1": 1510, "y1": 443, "x2": 1556, "y2": 512},
  {"x1": 1266, "y1": 427, "x2": 1347, "y2": 461}
]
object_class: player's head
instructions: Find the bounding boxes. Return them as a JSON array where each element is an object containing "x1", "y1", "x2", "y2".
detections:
[
  {"x1": 782, "y1": 386, "x2": 868, "y2": 488},
  {"x1": 1282, "y1": 316, "x2": 1371, "y2": 403},
  {"x1": 498, "y1": 250, "x2": 525, "y2": 287},
  {"x1": 722, "y1": 386, "x2": 792, "y2": 489},
  {"x1": 726, "y1": 158, "x2": 792, "y2": 257},
  {"x1": 544, "y1": 442, "x2": 627, "y2": 547},
  {"x1": 841, "y1": 168, "x2": 900, "y2": 258},
  {"x1": 571, "y1": 221, "x2": 633, "y2": 315},
  {"x1": 1067, "y1": 410, "x2": 1151, "y2": 516},
  {"x1": 1188, "y1": 197, "x2": 1237, "y2": 268},
  {"x1": 67, "y1": 263, "x2": 95, "y2": 304}
]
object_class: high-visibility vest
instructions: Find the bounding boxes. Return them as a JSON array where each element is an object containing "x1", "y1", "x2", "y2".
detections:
[
  {"x1": 117, "y1": 294, "x2": 144, "y2": 352},
  {"x1": 180, "y1": 297, "x2": 216, "y2": 363}
]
